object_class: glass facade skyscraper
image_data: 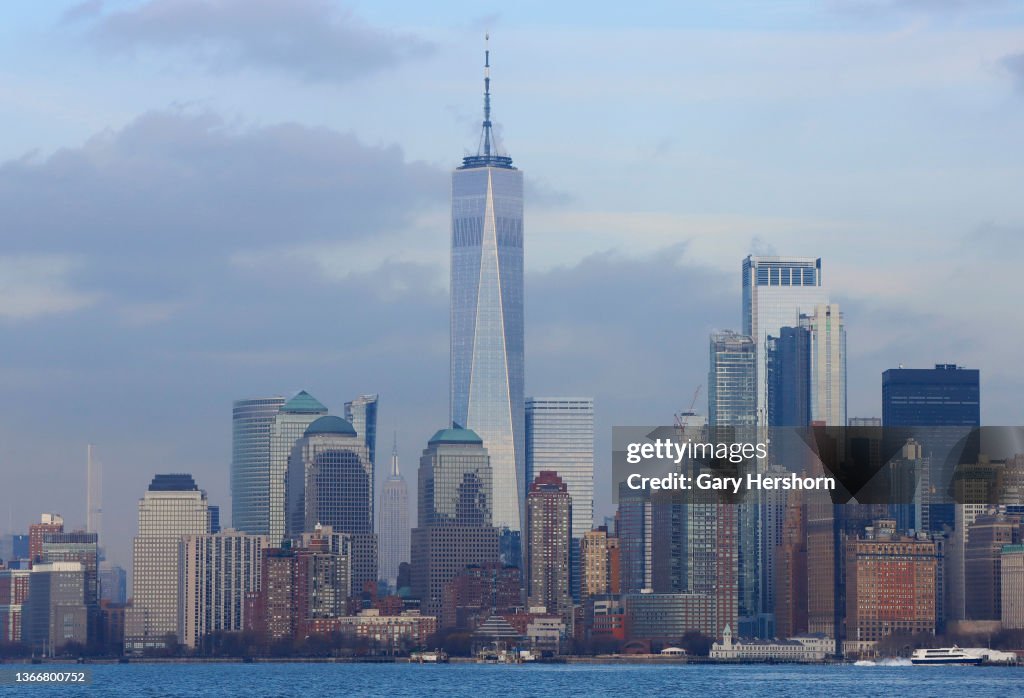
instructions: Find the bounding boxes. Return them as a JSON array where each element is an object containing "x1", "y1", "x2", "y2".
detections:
[
  {"x1": 344, "y1": 393, "x2": 379, "y2": 472},
  {"x1": 883, "y1": 364, "x2": 980, "y2": 534},
  {"x1": 525, "y1": 398, "x2": 594, "y2": 541},
  {"x1": 231, "y1": 396, "x2": 286, "y2": 535},
  {"x1": 450, "y1": 44, "x2": 525, "y2": 532},
  {"x1": 268, "y1": 391, "x2": 328, "y2": 544},
  {"x1": 882, "y1": 364, "x2": 980, "y2": 428},
  {"x1": 708, "y1": 331, "x2": 758, "y2": 635},
  {"x1": 285, "y1": 416, "x2": 373, "y2": 537},
  {"x1": 708, "y1": 331, "x2": 757, "y2": 432},
  {"x1": 804, "y1": 304, "x2": 846, "y2": 427},
  {"x1": 767, "y1": 326, "x2": 811, "y2": 427},
  {"x1": 742, "y1": 256, "x2": 828, "y2": 426},
  {"x1": 526, "y1": 397, "x2": 593, "y2": 602},
  {"x1": 285, "y1": 415, "x2": 377, "y2": 594},
  {"x1": 411, "y1": 427, "x2": 500, "y2": 617}
]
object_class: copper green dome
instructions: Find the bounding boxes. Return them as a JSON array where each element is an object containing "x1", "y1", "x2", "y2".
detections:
[
  {"x1": 304, "y1": 415, "x2": 356, "y2": 437},
  {"x1": 428, "y1": 426, "x2": 483, "y2": 445}
]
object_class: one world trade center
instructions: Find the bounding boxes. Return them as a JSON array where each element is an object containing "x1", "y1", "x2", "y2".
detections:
[{"x1": 450, "y1": 38, "x2": 525, "y2": 531}]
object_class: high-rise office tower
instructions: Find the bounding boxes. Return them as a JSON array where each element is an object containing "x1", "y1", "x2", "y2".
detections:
[
  {"x1": 708, "y1": 331, "x2": 757, "y2": 432},
  {"x1": 525, "y1": 397, "x2": 594, "y2": 602},
  {"x1": 378, "y1": 436, "x2": 410, "y2": 590},
  {"x1": 344, "y1": 394, "x2": 379, "y2": 472},
  {"x1": 525, "y1": 471, "x2": 572, "y2": 620},
  {"x1": 708, "y1": 331, "x2": 758, "y2": 635},
  {"x1": 767, "y1": 326, "x2": 811, "y2": 428},
  {"x1": 882, "y1": 364, "x2": 981, "y2": 427},
  {"x1": 286, "y1": 415, "x2": 376, "y2": 594},
  {"x1": 178, "y1": 530, "x2": 269, "y2": 648},
  {"x1": 1001, "y1": 545, "x2": 1024, "y2": 630},
  {"x1": 964, "y1": 510, "x2": 1021, "y2": 621},
  {"x1": 450, "y1": 40, "x2": 525, "y2": 532},
  {"x1": 883, "y1": 364, "x2": 981, "y2": 534},
  {"x1": 411, "y1": 427, "x2": 500, "y2": 617},
  {"x1": 41, "y1": 531, "x2": 100, "y2": 643},
  {"x1": 231, "y1": 396, "x2": 286, "y2": 535},
  {"x1": 125, "y1": 474, "x2": 212, "y2": 653},
  {"x1": 803, "y1": 304, "x2": 846, "y2": 427},
  {"x1": 616, "y1": 480, "x2": 651, "y2": 595},
  {"x1": 269, "y1": 391, "x2": 328, "y2": 543},
  {"x1": 21, "y1": 562, "x2": 88, "y2": 654},
  {"x1": 742, "y1": 256, "x2": 828, "y2": 426}
]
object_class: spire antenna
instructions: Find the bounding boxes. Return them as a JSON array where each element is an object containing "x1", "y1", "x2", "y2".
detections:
[
  {"x1": 391, "y1": 431, "x2": 400, "y2": 478},
  {"x1": 482, "y1": 33, "x2": 492, "y2": 158},
  {"x1": 460, "y1": 32, "x2": 514, "y2": 170}
]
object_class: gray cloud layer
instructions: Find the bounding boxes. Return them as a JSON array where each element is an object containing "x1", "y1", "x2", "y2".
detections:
[
  {"x1": 1003, "y1": 52, "x2": 1024, "y2": 92},
  {"x1": 1, "y1": 109, "x2": 445, "y2": 304},
  {"x1": 77, "y1": 0, "x2": 433, "y2": 83}
]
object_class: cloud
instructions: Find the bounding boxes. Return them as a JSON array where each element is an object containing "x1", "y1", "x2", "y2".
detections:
[
  {"x1": 81, "y1": 0, "x2": 434, "y2": 83},
  {"x1": 1002, "y1": 52, "x2": 1024, "y2": 92},
  {"x1": 0, "y1": 108, "x2": 446, "y2": 305},
  {"x1": 964, "y1": 220, "x2": 1024, "y2": 251},
  {"x1": 61, "y1": 0, "x2": 104, "y2": 24},
  {"x1": 829, "y1": 0, "x2": 1008, "y2": 16},
  {"x1": 0, "y1": 256, "x2": 100, "y2": 320}
]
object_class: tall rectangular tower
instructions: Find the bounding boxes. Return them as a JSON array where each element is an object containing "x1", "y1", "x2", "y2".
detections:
[
  {"x1": 525, "y1": 396, "x2": 595, "y2": 597},
  {"x1": 125, "y1": 474, "x2": 212, "y2": 653},
  {"x1": 742, "y1": 256, "x2": 827, "y2": 425},
  {"x1": 231, "y1": 396, "x2": 286, "y2": 535},
  {"x1": 268, "y1": 391, "x2": 328, "y2": 543},
  {"x1": 883, "y1": 364, "x2": 980, "y2": 534},
  {"x1": 804, "y1": 304, "x2": 847, "y2": 427},
  {"x1": 344, "y1": 393, "x2": 379, "y2": 472},
  {"x1": 450, "y1": 41, "x2": 525, "y2": 532}
]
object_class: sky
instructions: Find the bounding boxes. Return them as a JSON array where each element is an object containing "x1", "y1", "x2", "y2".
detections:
[{"x1": 1, "y1": 0, "x2": 1023, "y2": 569}]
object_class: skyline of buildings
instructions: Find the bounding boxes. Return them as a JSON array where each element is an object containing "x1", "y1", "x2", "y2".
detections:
[{"x1": 2, "y1": 41, "x2": 1022, "y2": 664}]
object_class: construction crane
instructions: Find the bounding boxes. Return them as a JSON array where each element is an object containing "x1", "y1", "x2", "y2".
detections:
[{"x1": 674, "y1": 384, "x2": 702, "y2": 433}]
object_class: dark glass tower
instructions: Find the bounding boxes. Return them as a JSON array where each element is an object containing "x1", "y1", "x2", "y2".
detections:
[
  {"x1": 450, "y1": 38, "x2": 525, "y2": 531},
  {"x1": 883, "y1": 364, "x2": 981, "y2": 532},
  {"x1": 882, "y1": 364, "x2": 980, "y2": 427}
]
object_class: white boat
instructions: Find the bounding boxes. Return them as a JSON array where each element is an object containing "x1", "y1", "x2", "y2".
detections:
[{"x1": 910, "y1": 647, "x2": 983, "y2": 665}]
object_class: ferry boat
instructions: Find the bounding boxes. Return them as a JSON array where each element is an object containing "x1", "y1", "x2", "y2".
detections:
[
  {"x1": 910, "y1": 647, "x2": 983, "y2": 665},
  {"x1": 411, "y1": 650, "x2": 449, "y2": 663}
]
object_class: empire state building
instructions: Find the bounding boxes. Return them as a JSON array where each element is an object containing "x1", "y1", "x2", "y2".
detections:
[{"x1": 450, "y1": 38, "x2": 525, "y2": 531}]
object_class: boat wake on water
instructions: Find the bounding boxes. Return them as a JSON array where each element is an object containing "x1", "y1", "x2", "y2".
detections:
[{"x1": 854, "y1": 659, "x2": 913, "y2": 667}]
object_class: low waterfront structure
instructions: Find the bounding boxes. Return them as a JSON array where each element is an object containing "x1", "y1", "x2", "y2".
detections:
[{"x1": 710, "y1": 625, "x2": 834, "y2": 661}]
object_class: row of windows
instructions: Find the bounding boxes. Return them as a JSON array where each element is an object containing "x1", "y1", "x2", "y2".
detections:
[
  {"x1": 753, "y1": 265, "x2": 819, "y2": 287},
  {"x1": 453, "y1": 217, "x2": 523, "y2": 248}
]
